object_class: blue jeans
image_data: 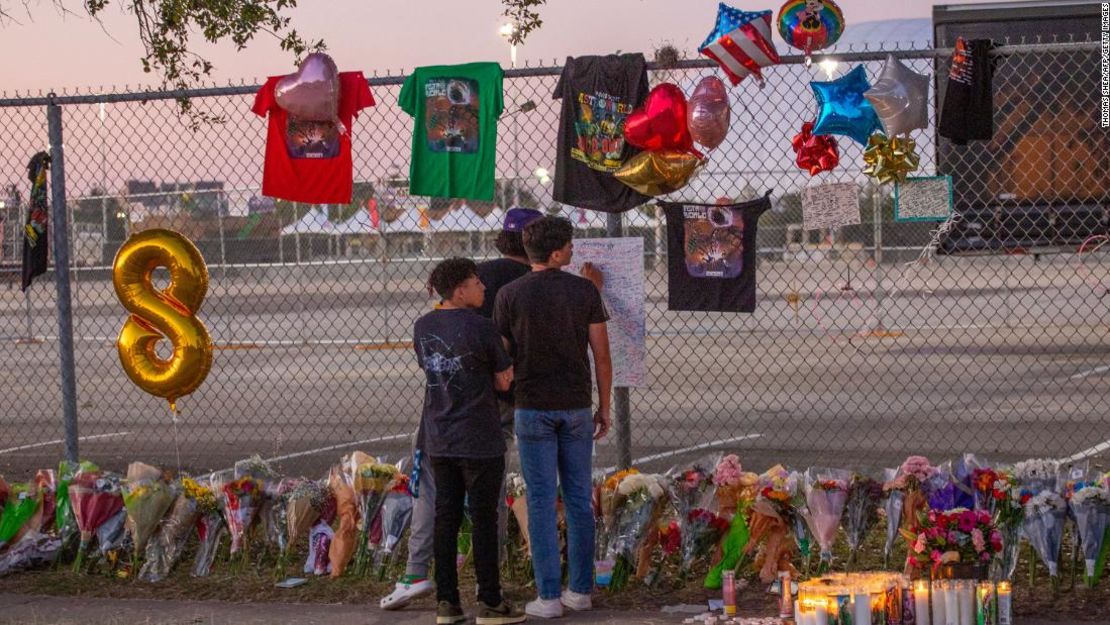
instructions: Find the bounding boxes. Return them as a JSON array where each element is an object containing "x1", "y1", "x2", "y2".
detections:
[{"x1": 515, "y1": 408, "x2": 595, "y2": 599}]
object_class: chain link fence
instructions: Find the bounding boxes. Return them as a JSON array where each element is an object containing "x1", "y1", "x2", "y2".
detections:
[{"x1": 0, "y1": 43, "x2": 1106, "y2": 478}]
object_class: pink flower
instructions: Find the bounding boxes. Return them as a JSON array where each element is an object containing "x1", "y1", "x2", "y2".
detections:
[
  {"x1": 914, "y1": 534, "x2": 927, "y2": 553},
  {"x1": 981, "y1": 551, "x2": 992, "y2": 562},
  {"x1": 930, "y1": 550, "x2": 943, "y2": 564},
  {"x1": 713, "y1": 455, "x2": 743, "y2": 487},
  {"x1": 990, "y1": 530, "x2": 1003, "y2": 551},
  {"x1": 977, "y1": 510, "x2": 991, "y2": 524},
  {"x1": 900, "y1": 456, "x2": 937, "y2": 482},
  {"x1": 958, "y1": 511, "x2": 978, "y2": 533},
  {"x1": 971, "y1": 528, "x2": 986, "y2": 553}
]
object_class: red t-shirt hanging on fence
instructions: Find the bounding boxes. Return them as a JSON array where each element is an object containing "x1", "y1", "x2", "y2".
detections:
[{"x1": 252, "y1": 71, "x2": 375, "y2": 204}]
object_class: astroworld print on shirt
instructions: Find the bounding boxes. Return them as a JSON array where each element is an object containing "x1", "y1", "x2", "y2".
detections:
[
  {"x1": 424, "y1": 77, "x2": 481, "y2": 154},
  {"x1": 571, "y1": 91, "x2": 635, "y2": 172}
]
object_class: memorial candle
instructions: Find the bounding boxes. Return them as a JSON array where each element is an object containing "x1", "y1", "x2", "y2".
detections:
[
  {"x1": 914, "y1": 580, "x2": 931, "y2": 625},
  {"x1": 957, "y1": 580, "x2": 975, "y2": 625},
  {"x1": 997, "y1": 582, "x2": 1012, "y2": 625}
]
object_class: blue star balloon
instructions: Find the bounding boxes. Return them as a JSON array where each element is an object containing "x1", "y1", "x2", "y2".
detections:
[{"x1": 811, "y1": 64, "x2": 882, "y2": 145}]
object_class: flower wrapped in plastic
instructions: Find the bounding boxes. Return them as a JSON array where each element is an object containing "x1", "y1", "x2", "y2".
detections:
[
  {"x1": 262, "y1": 478, "x2": 301, "y2": 563},
  {"x1": 881, "y1": 468, "x2": 904, "y2": 567},
  {"x1": 505, "y1": 472, "x2": 530, "y2": 553},
  {"x1": 605, "y1": 472, "x2": 667, "y2": 591},
  {"x1": 803, "y1": 468, "x2": 850, "y2": 568},
  {"x1": 883, "y1": 456, "x2": 936, "y2": 568},
  {"x1": 843, "y1": 473, "x2": 883, "y2": 569},
  {"x1": 0, "y1": 530, "x2": 62, "y2": 577},
  {"x1": 215, "y1": 473, "x2": 263, "y2": 557},
  {"x1": 1069, "y1": 485, "x2": 1110, "y2": 586},
  {"x1": 0, "y1": 482, "x2": 41, "y2": 550},
  {"x1": 350, "y1": 457, "x2": 400, "y2": 577},
  {"x1": 906, "y1": 507, "x2": 1001, "y2": 577},
  {"x1": 926, "y1": 461, "x2": 958, "y2": 511},
  {"x1": 68, "y1": 469, "x2": 123, "y2": 572},
  {"x1": 287, "y1": 479, "x2": 328, "y2": 548},
  {"x1": 987, "y1": 468, "x2": 1024, "y2": 581},
  {"x1": 304, "y1": 495, "x2": 337, "y2": 576},
  {"x1": 679, "y1": 508, "x2": 729, "y2": 573},
  {"x1": 1022, "y1": 491, "x2": 1067, "y2": 577},
  {"x1": 328, "y1": 469, "x2": 358, "y2": 577},
  {"x1": 374, "y1": 475, "x2": 415, "y2": 580},
  {"x1": 122, "y1": 462, "x2": 176, "y2": 566},
  {"x1": 138, "y1": 479, "x2": 202, "y2": 583},
  {"x1": 746, "y1": 465, "x2": 799, "y2": 584},
  {"x1": 31, "y1": 470, "x2": 58, "y2": 535},
  {"x1": 972, "y1": 467, "x2": 1002, "y2": 515},
  {"x1": 598, "y1": 468, "x2": 639, "y2": 559}
]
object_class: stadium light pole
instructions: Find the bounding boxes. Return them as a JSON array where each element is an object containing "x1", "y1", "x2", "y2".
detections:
[{"x1": 500, "y1": 22, "x2": 522, "y2": 208}]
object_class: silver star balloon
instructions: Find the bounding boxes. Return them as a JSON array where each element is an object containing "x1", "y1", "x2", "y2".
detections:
[{"x1": 864, "y1": 54, "x2": 930, "y2": 136}]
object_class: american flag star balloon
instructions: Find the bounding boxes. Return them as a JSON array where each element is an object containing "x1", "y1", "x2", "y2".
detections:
[{"x1": 699, "y1": 3, "x2": 781, "y2": 87}]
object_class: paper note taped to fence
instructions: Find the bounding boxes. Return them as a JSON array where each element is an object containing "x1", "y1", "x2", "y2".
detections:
[
  {"x1": 565, "y1": 238, "x2": 646, "y2": 387},
  {"x1": 895, "y1": 176, "x2": 954, "y2": 222},
  {"x1": 802, "y1": 183, "x2": 861, "y2": 231}
]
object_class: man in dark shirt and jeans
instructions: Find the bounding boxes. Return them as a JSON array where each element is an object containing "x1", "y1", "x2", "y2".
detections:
[
  {"x1": 414, "y1": 258, "x2": 525, "y2": 625},
  {"x1": 494, "y1": 217, "x2": 613, "y2": 619}
]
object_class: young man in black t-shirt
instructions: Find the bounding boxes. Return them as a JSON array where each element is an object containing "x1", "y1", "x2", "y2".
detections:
[
  {"x1": 414, "y1": 258, "x2": 525, "y2": 625},
  {"x1": 493, "y1": 217, "x2": 612, "y2": 619}
]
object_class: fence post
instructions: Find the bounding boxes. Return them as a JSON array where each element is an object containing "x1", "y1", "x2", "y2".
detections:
[
  {"x1": 872, "y1": 185, "x2": 886, "y2": 333},
  {"x1": 605, "y1": 211, "x2": 632, "y2": 470},
  {"x1": 47, "y1": 95, "x2": 80, "y2": 465}
]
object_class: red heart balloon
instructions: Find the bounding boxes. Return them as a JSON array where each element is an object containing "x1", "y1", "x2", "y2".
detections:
[{"x1": 624, "y1": 83, "x2": 697, "y2": 155}]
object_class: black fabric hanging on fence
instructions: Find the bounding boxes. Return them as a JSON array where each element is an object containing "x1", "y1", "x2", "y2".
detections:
[
  {"x1": 552, "y1": 53, "x2": 650, "y2": 213},
  {"x1": 661, "y1": 192, "x2": 771, "y2": 313},
  {"x1": 938, "y1": 38, "x2": 996, "y2": 145},
  {"x1": 21, "y1": 152, "x2": 50, "y2": 292}
]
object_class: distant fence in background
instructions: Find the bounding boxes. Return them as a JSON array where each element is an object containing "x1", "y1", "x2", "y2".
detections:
[{"x1": 0, "y1": 41, "x2": 1106, "y2": 478}]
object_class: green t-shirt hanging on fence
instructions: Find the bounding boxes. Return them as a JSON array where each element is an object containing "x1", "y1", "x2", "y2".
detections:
[{"x1": 400, "y1": 62, "x2": 504, "y2": 202}]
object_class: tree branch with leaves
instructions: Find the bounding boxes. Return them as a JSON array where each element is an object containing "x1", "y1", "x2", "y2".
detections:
[{"x1": 500, "y1": 0, "x2": 545, "y2": 46}]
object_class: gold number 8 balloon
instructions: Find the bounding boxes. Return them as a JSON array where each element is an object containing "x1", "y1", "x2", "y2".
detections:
[{"x1": 112, "y1": 229, "x2": 213, "y2": 412}]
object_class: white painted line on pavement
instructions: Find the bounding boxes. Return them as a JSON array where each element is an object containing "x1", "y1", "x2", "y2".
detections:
[
  {"x1": 1058, "y1": 438, "x2": 1110, "y2": 465},
  {"x1": 0, "y1": 431, "x2": 131, "y2": 456},
  {"x1": 596, "y1": 433, "x2": 762, "y2": 475},
  {"x1": 263, "y1": 433, "x2": 411, "y2": 463},
  {"x1": 1070, "y1": 365, "x2": 1110, "y2": 380}
]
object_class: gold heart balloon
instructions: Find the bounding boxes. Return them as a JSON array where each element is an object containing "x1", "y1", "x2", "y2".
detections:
[
  {"x1": 614, "y1": 151, "x2": 704, "y2": 197},
  {"x1": 112, "y1": 229, "x2": 213, "y2": 412}
]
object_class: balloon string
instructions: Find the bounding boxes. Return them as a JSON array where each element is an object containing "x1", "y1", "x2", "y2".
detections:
[{"x1": 168, "y1": 401, "x2": 182, "y2": 472}]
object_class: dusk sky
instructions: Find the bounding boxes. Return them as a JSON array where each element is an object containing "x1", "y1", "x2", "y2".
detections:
[{"x1": 0, "y1": 0, "x2": 1005, "y2": 92}]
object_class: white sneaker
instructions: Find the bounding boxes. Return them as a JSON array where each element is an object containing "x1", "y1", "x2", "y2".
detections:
[
  {"x1": 525, "y1": 597, "x2": 564, "y2": 619},
  {"x1": 560, "y1": 590, "x2": 592, "y2": 612},
  {"x1": 379, "y1": 576, "x2": 434, "y2": 610}
]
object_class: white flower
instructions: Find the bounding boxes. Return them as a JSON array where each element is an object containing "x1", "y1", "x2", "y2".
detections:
[
  {"x1": 1071, "y1": 486, "x2": 1110, "y2": 507},
  {"x1": 1014, "y1": 459, "x2": 1059, "y2": 482},
  {"x1": 1024, "y1": 491, "x2": 1067, "y2": 515},
  {"x1": 617, "y1": 473, "x2": 665, "y2": 500}
]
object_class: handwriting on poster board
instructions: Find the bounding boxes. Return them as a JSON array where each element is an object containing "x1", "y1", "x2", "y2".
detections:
[
  {"x1": 896, "y1": 176, "x2": 954, "y2": 222},
  {"x1": 565, "y1": 238, "x2": 646, "y2": 387},
  {"x1": 803, "y1": 183, "x2": 861, "y2": 231}
]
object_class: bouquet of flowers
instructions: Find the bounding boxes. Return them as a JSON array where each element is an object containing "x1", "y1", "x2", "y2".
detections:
[
  {"x1": 122, "y1": 462, "x2": 175, "y2": 565},
  {"x1": 711, "y1": 455, "x2": 757, "y2": 518},
  {"x1": 68, "y1": 469, "x2": 123, "y2": 572},
  {"x1": 328, "y1": 469, "x2": 358, "y2": 578},
  {"x1": 505, "y1": 472, "x2": 530, "y2": 553},
  {"x1": 1022, "y1": 490, "x2": 1068, "y2": 577},
  {"x1": 906, "y1": 507, "x2": 1002, "y2": 576},
  {"x1": 803, "y1": 468, "x2": 850, "y2": 568},
  {"x1": 0, "y1": 530, "x2": 62, "y2": 577},
  {"x1": 1069, "y1": 485, "x2": 1110, "y2": 586},
  {"x1": 927, "y1": 462, "x2": 957, "y2": 511},
  {"x1": 286, "y1": 479, "x2": 328, "y2": 548},
  {"x1": 972, "y1": 467, "x2": 1002, "y2": 514},
  {"x1": 598, "y1": 468, "x2": 638, "y2": 558},
  {"x1": 138, "y1": 478, "x2": 202, "y2": 583},
  {"x1": 884, "y1": 456, "x2": 936, "y2": 568},
  {"x1": 605, "y1": 472, "x2": 667, "y2": 591},
  {"x1": 746, "y1": 465, "x2": 799, "y2": 584},
  {"x1": 31, "y1": 470, "x2": 57, "y2": 535},
  {"x1": 351, "y1": 458, "x2": 400, "y2": 577},
  {"x1": 0, "y1": 482, "x2": 40, "y2": 549},
  {"x1": 881, "y1": 468, "x2": 904, "y2": 567},
  {"x1": 843, "y1": 473, "x2": 883, "y2": 568},
  {"x1": 679, "y1": 508, "x2": 729, "y2": 573},
  {"x1": 986, "y1": 468, "x2": 1024, "y2": 581},
  {"x1": 215, "y1": 473, "x2": 263, "y2": 557},
  {"x1": 305, "y1": 495, "x2": 338, "y2": 576},
  {"x1": 374, "y1": 475, "x2": 415, "y2": 580},
  {"x1": 262, "y1": 478, "x2": 300, "y2": 560}
]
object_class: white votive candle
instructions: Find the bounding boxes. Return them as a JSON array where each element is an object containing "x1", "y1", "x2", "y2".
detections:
[
  {"x1": 957, "y1": 580, "x2": 975, "y2": 625},
  {"x1": 915, "y1": 580, "x2": 931, "y2": 625}
]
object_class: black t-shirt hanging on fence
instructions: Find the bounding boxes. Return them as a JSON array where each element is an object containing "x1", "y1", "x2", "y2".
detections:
[
  {"x1": 939, "y1": 38, "x2": 995, "y2": 145},
  {"x1": 662, "y1": 193, "x2": 772, "y2": 313},
  {"x1": 553, "y1": 53, "x2": 651, "y2": 213},
  {"x1": 414, "y1": 308, "x2": 511, "y2": 459}
]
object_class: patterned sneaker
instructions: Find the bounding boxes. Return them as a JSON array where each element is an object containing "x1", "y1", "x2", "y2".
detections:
[
  {"x1": 380, "y1": 575, "x2": 434, "y2": 610},
  {"x1": 476, "y1": 599, "x2": 527, "y2": 624},
  {"x1": 436, "y1": 601, "x2": 467, "y2": 625}
]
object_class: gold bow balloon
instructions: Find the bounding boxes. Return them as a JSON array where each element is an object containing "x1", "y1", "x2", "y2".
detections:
[
  {"x1": 862, "y1": 133, "x2": 920, "y2": 185},
  {"x1": 614, "y1": 150, "x2": 704, "y2": 196},
  {"x1": 112, "y1": 229, "x2": 213, "y2": 411}
]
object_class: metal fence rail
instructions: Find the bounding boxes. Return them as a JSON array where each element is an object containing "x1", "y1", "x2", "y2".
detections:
[{"x1": 0, "y1": 43, "x2": 1106, "y2": 478}]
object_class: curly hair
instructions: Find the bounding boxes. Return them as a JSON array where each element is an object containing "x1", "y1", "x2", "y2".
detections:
[
  {"x1": 427, "y1": 257, "x2": 478, "y2": 301},
  {"x1": 523, "y1": 216, "x2": 574, "y2": 264}
]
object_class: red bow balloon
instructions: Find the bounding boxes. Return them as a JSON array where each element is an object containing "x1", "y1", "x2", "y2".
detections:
[
  {"x1": 791, "y1": 120, "x2": 839, "y2": 176},
  {"x1": 624, "y1": 84, "x2": 702, "y2": 157}
]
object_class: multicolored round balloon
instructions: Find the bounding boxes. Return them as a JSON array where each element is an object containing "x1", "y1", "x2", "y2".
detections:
[{"x1": 777, "y1": 0, "x2": 845, "y2": 55}]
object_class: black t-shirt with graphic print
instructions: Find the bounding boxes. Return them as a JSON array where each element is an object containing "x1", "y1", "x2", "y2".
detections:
[{"x1": 413, "y1": 308, "x2": 511, "y2": 459}]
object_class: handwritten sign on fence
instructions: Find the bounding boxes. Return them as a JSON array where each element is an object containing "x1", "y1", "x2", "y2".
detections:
[
  {"x1": 802, "y1": 183, "x2": 861, "y2": 231},
  {"x1": 895, "y1": 176, "x2": 954, "y2": 222},
  {"x1": 566, "y1": 238, "x2": 646, "y2": 387}
]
